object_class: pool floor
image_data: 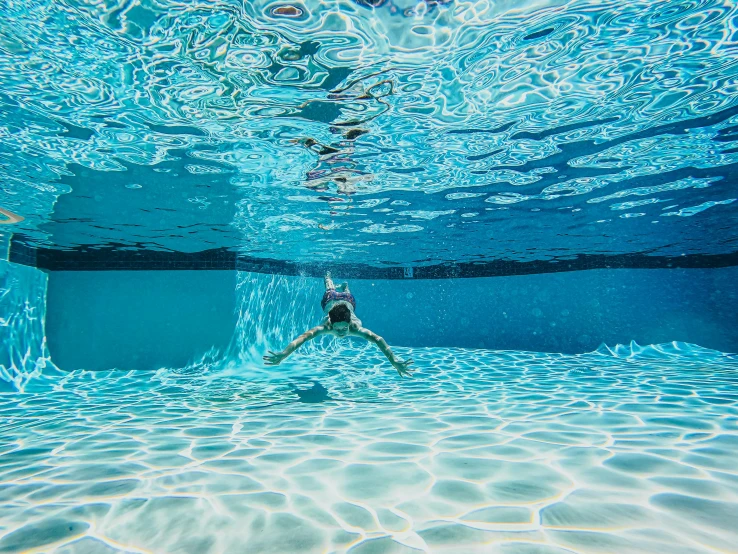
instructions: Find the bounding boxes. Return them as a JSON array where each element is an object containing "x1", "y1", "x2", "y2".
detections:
[{"x1": 1, "y1": 344, "x2": 737, "y2": 553}]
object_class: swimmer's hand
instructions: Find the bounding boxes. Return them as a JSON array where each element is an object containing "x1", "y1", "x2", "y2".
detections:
[
  {"x1": 352, "y1": 326, "x2": 414, "y2": 378},
  {"x1": 263, "y1": 350, "x2": 287, "y2": 366},
  {"x1": 391, "y1": 358, "x2": 415, "y2": 378},
  {"x1": 264, "y1": 326, "x2": 327, "y2": 367}
]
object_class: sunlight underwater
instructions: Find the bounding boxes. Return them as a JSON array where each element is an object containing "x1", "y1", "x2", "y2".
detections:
[{"x1": 1, "y1": 270, "x2": 738, "y2": 553}]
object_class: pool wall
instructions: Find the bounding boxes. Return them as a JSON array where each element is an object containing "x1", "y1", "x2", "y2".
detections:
[
  {"x1": 43, "y1": 267, "x2": 738, "y2": 371},
  {"x1": 0, "y1": 260, "x2": 53, "y2": 390},
  {"x1": 46, "y1": 270, "x2": 238, "y2": 372}
]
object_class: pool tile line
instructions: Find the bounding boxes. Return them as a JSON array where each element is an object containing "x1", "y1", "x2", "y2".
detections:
[{"x1": 9, "y1": 234, "x2": 738, "y2": 278}]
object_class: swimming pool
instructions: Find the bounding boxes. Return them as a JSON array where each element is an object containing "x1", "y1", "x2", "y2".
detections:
[
  {"x1": 1, "y1": 341, "x2": 737, "y2": 553},
  {"x1": 2, "y1": 0, "x2": 738, "y2": 552}
]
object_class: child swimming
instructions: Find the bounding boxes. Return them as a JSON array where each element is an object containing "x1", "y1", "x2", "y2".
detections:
[{"x1": 262, "y1": 272, "x2": 415, "y2": 377}]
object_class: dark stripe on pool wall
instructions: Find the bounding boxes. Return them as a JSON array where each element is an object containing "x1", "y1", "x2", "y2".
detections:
[
  {"x1": 7, "y1": 236, "x2": 37, "y2": 267},
  {"x1": 238, "y1": 251, "x2": 738, "y2": 278},
  {"x1": 12, "y1": 240, "x2": 237, "y2": 271},
  {"x1": 9, "y1": 235, "x2": 738, "y2": 278}
]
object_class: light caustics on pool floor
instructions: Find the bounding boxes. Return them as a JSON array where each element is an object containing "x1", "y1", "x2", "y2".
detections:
[{"x1": 1, "y1": 343, "x2": 737, "y2": 553}]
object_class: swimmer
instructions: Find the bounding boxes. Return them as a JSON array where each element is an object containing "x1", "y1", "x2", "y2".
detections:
[
  {"x1": 304, "y1": 169, "x2": 372, "y2": 195},
  {"x1": 293, "y1": 131, "x2": 373, "y2": 195},
  {"x1": 263, "y1": 272, "x2": 415, "y2": 377}
]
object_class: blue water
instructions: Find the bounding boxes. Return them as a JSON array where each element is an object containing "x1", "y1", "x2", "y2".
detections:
[
  {"x1": 2, "y1": 263, "x2": 738, "y2": 552},
  {"x1": 2, "y1": 0, "x2": 738, "y2": 552}
]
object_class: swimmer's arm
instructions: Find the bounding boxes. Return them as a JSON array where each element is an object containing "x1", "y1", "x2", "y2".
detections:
[
  {"x1": 353, "y1": 327, "x2": 414, "y2": 377},
  {"x1": 263, "y1": 325, "x2": 327, "y2": 365}
]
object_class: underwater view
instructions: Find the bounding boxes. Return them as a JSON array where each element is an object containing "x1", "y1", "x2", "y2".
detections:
[{"x1": 2, "y1": 0, "x2": 738, "y2": 552}]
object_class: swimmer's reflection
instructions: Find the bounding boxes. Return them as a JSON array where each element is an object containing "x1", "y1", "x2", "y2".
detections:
[{"x1": 291, "y1": 128, "x2": 372, "y2": 195}]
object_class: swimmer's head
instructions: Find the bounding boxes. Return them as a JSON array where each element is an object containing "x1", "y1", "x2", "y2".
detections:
[{"x1": 329, "y1": 304, "x2": 352, "y2": 334}]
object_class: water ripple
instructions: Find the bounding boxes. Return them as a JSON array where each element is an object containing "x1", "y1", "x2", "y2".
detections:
[{"x1": 1, "y1": 0, "x2": 737, "y2": 263}]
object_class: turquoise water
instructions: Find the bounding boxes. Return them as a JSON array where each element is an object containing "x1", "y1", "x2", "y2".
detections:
[
  {"x1": 2, "y1": 265, "x2": 738, "y2": 552},
  {"x1": 2, "y1": 0, "x2": 738, "y2": 552}
]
